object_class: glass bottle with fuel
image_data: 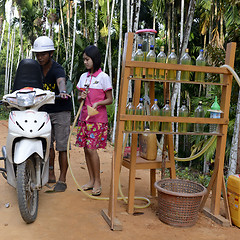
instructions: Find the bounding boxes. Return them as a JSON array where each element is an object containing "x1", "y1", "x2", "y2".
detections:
[
  {"x1": 194, "y1": 101, "x2": 205, "y2": 132},
  {"x1": 146, "y1": 45, "x2": 156, "y2": 79},
  {"x1": 156, "y1": 46, "x2": 166, "y2": 80},
  {"x1": 195, "y1": 49, "x2": 206, "y2": 82},
  {"x1": 150, "y1": 99, "x2": 160, "y2": 131},
  {"x1": 125, "y1": 98, "x2": 135, "y2": 131},
  {"x1": 181, "y1": 48, "x2": 192, "y2": 81},
  {"x1": 135, "y1": 98, "x2": 144, "y2": 131},
  {"x1": 161, "y1": 100, "x2": 171, "y2": 132},
  {"x1": 133, "y1": 44, "x2": 144, "y2": 78},
  {"x1": 167, "y1": 49, "x2": 177, "y2": 80},
  {"x1": 179, "y1": 100, "x2": 189, "y2": 132}
]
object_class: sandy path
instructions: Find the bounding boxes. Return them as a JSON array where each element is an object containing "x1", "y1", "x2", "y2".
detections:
[{"x1": 0, "y1": 120, "x2": 239, "y2": 240}]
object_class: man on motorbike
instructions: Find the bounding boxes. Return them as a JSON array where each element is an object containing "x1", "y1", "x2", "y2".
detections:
[{"x1": 32, "y1": 36, "x2": 72, "y2": 192}]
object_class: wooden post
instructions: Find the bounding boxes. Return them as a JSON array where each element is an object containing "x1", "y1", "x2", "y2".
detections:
[{"x1": 201, "y1": 42, "x2": 236, "y2": 226}]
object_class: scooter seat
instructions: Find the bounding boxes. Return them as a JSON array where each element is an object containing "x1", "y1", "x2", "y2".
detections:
[{"x1": 12, "y1": 59, "x2": 43, "y2": 92}]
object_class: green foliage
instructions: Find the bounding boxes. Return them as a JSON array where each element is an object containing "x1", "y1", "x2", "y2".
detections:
[
  {"x1": 0, "y1": 105, "x2": 9, "y2": 120},
  {"x1": 164, "y1": 166, "x2": 211, "y2": 188}
]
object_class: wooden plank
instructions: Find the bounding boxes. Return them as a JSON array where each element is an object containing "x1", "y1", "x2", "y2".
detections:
[
  {"x1": 150, "y1": 169, "x2": 156, "y2": 196},
  {"x1": 122, "y1": 158, "x2": 171, "y2": 170},
  {"x1": 120, "y1": 114, "x2": 229, "y2": 124},
  {"x1": 222, "y1": 175, "x2": 232, "y2": 224},
  {"x1": 127, "y1": 134, "x2": 138, "y2": 214},
  {"x1": 125, "y1": 61, "x2": 231, "y2": 74},
  {"x1": 101, "y1": 209, "x2": 123, "y2": 231},
  {"x1": 129, "y1": 77, "x2": 229, "y2": 86},
  {"x1": 202, "y1": 207, "x2": 231, "y2": 227}
]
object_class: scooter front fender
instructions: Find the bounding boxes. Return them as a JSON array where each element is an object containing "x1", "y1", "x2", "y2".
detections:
[{"x1": 14, "y1": 139, "x2": 43, "y2": 164}]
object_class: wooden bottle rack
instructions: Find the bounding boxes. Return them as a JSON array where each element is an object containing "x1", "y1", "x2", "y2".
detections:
[{"x1": 102, "y1": 32, "x2": 236, "y2": 230}]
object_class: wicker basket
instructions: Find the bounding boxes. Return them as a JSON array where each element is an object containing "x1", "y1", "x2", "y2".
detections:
[{"x1": 154, "y1": 179, "x2": 207, "y2": 227}]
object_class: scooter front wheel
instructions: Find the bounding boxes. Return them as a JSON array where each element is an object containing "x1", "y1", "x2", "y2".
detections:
[{"x1": 17, "y1": 158, "x2": 39, "y2": 223}]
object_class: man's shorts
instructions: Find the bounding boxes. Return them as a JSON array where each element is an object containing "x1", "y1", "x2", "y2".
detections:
[
  {"x1": 49, "y1": 111, "x2": 71, "y2": 151},
  {"x1": 75, "y1": 121, "x2": 108, "y2": 149}
]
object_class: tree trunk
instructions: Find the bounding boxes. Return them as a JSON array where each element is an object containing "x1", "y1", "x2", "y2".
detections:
[
  {"x1": 94, "y1": 0, "x2": 99, "y2": 45},
  {"x1": 0, "y1": 20, "x2": 6, "y2": 55},
  {"x1": 18, "y1": 7, "x2": 23, "y2": 59},
  {"x1": 112, "y1": 0, "x2": 123, "y2": 144},
  {"x1": 4, "y1": 4, "x2": 12, "y2": 95},
  {"x1": 9, "y1": 26, "x2": 15, "y2": 92},
  {"x1": 42, "y1": 0, "x2": 47, "y2": 35},
  {"x1": 103, "y1": 0, "x2": 115, "y2": 72},
  {"x1": 171, "y1": 0, "x2": 196, "y2": 113},
  {"x1": 69, "y1": 0, "x2": 77, "y2": 117},
  {"x1": 59, "y1": 0, "x2": 67, "y2": 61}
]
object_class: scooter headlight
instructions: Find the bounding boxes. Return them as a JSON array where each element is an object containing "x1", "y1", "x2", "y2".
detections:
[{"x1": 16, "y1": 91, "x2": 36, "y2": 107}]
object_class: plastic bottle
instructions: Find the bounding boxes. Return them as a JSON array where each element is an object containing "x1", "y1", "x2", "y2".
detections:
[
  {"x1": 135, "y1": 98, "x2": 144, "y2": 131},
  {"x1": 209, "y1": 96, "x2": 221, "y2": 133},
  {"x1": 133, "y1": 44, "x2": 144, "y2": 78},
  {"x1": 195, "y1": 49, "x2": 206, "y2": 82},
  {"x1": 194, "y1": 101, "x2": 205, "y2": 132},
  {"x1": 167, "y1": 49, "x2": 177, "y2": 80},
  {"x1": 161, "y1": 100, "x2": 171, "y2": 132},
  {"x1": 125, "y1": 98, "x2": 135, "y2": 131},
  {"x1": 146, "y1": 45, "x2": 156, "y2": 79},
  {"x1": 156, "y1": 46, "x2": 166, "y2": 80},
  {"x1": 179, "y1": 100, "x2": 189, "y2": 132},
  {"x1": 181, "y1": 48, "x2": 192, "y2": 81},
  {"x1": 150, "y1": 99, "x2": 160, "y2": 131}
]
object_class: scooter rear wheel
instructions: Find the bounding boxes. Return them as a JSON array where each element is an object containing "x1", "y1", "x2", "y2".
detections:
[{"x1": 17, "y1": 158, "x2": 39, "y2": 223}]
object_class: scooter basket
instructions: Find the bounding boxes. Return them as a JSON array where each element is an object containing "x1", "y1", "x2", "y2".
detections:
[{"x1": 154, "y1": 179, "x2": 207, "y2": 227}]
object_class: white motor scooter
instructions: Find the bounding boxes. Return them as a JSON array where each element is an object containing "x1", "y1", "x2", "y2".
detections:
[{"x1": 0, "y1": 59, "x2": 55, "y2": 223}]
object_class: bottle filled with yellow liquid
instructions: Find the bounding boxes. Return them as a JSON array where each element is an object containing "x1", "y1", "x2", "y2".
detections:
[
  {"x1": 150, "y1": 99, "x2": 160, "y2": 131},
  {"x1": 133, "y1": 44, "x2": 144, "y2": 78},
  {"x1": 195, "y1": 49, "x2": 206, "y2": 82},
  {"x1": 167, "y1": 49, "x2": 177, "y2": 80},
  {"x1": 179, "y1": 100, "x2": 189, "y2": 132},
  {"x1": 135, "y1": 98, "x2": 144, "y2": 131},
  {"x1": 161, "y1": 100, "x2": 171, "y2": 132},
  {"x1": 156, "y1": 46, "x2": 166, "y2": 80},
  {"x1": 181, "y1": 48, "x2": 192, "y2": 81},
  {"x1": 146, "y1": 45, "x2": 156, "y2": 79},
  {"x1": 125, "y1": 98, "x2": 135, "y2": 131}
]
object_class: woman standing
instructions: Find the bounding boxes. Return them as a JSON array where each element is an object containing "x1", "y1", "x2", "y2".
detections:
[{"x1": 76, "y1": 45, "x2": 113, "y2": 196}]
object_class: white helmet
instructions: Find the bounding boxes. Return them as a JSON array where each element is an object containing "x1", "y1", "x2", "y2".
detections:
[{"x1": 32, "y1": 36, "x2": 55, "y2": 52}]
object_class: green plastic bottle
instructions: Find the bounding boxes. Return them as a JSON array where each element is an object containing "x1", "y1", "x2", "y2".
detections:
[
  {"x1": 179, "y1": 100, "x2": 189, "y2": 132},
  {"x1": 194, "y1": 101, "x2": 205, "y2": 132},
  {"x1": 146, "y1": 45, "x2": 156, "y2": 79},
  {"x1": 135, "y1": 98, "x2": 144, "y2": 131},
  {"x1": 156, "y1": 46, "x2": 166, "y2": 80},
  {"x1": 125, "y1": 98, "x2": 135, "y2": 131},
  {"x1": 133, "y1": 44, "x2": 144, "y2": 78},
  {"x1": 195, "y1": 49, "x2": 206, "y2": 82},
  {"x1": 161, "y1": 100, "x2": 171, "y2": 132},
  {"x1": 167, "y1": 49, "x2": 177, "y2": 80},
  {"x1": 150, "y1": 99, "x2": 160, "y2": 131},
  {"x1": 181, "y1": 48, "x2": 192, "y2": 81},
  {"x1": 209, "y1": 96, "x2": 221, "y2": 133}
]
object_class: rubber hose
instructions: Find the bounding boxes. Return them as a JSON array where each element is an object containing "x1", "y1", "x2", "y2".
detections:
[{"x1": 66, "y1": 100, "x2": 151, "y2": 208}]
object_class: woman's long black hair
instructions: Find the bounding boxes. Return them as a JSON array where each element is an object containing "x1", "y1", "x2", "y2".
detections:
[{"x1": 83, "y1": 45, "x2": 101, "y2": 73}]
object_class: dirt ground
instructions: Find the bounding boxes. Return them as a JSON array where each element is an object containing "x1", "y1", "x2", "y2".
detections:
[{"x1": 0, "y1": 119, "x2": 240, "y2": 240}]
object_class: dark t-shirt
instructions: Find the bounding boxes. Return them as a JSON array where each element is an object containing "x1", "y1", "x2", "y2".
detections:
[{"x1": 42, "y1": 60, "x2": 72, "y2": 113}]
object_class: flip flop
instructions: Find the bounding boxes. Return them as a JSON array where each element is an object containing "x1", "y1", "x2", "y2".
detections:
[
  {"x1": 53, "y1": 181, "x2": 67, "y2": 192},
  {"x1": 81, "y1": 184, "x2": 94, "y2": 191},
  {"x1": 92, "y1": 187, "x2": 102, "y2": 196}
]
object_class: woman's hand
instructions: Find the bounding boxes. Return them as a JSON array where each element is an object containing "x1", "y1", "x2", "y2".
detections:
[{"x1": 78, "y1": 89, "x2": 89, "y2": 101}]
